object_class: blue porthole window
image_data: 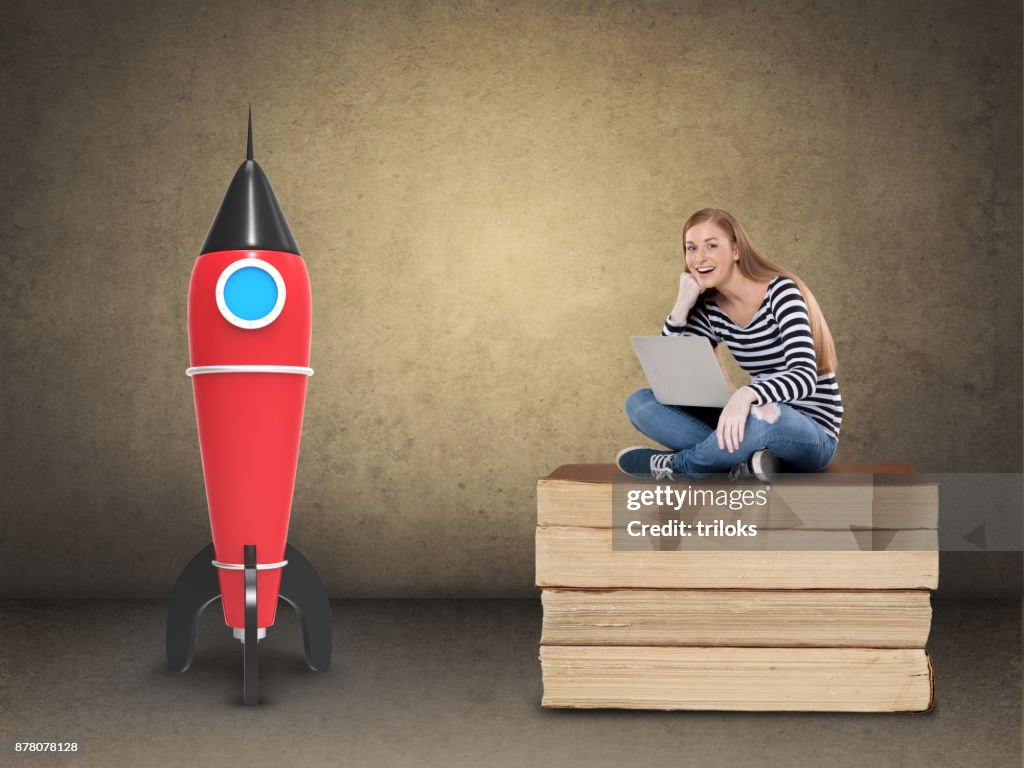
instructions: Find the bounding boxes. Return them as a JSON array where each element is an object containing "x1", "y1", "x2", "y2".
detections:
[{"x1": 215, "y1": 258, "x2": 287, "y2": 329}]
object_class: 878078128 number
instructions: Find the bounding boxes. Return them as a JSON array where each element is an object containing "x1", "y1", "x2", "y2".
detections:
[{"x1": 13, "y1": 742, "x2": 80, "y2": 752}]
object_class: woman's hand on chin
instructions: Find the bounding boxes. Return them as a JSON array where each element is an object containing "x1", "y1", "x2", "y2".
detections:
[
  {"x1": 670, "y1": 272, "x2": 703, "y2": 323},
  {"x1": 716, "y1": 387, "x2": 757, "y2": 453}
]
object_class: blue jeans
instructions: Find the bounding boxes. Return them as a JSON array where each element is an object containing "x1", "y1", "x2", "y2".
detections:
[{"x1": 625, "y1": 388, "x2": 838, "y2": 479}]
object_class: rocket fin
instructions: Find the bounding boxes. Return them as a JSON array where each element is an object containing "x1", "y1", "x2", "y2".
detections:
[
  {"x1": 279, "y1": 544, "x2": 333, "y2": 672},
  {"x1": 166, "y1": 544, "x2": 221, "y2": 672},
  {"x1": 243, "y1": 544, "x2": 259, "y2": 706}
]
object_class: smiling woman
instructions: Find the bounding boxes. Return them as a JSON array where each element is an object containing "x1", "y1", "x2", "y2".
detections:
[{"x1": 617, "y1": 208, "x2": 844, "y2": 482}]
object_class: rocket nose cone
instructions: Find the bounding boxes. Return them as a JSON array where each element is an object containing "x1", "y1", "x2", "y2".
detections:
[
  {"x1": 200, "y1": 114, "x2": 300, "y2": 256},
  {"x1": 200, "y1": 161, "x2": 300, "y2": 256}
]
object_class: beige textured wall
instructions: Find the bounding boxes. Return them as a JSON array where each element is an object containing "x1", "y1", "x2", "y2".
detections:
[{"x1": 1, "y1": 0, "x2": 1020, "y2": 598}]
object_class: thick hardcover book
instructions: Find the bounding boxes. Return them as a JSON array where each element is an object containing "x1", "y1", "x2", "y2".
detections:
[
  {"x1": 540, "y1": 645, "x2": 934, "y2": 712},
  {"x1": 540, "y1": 588, "x2": 932, "y2": 647},
  {"x1": 536, "y1": 525, "x2": 938, "y2": 589}
]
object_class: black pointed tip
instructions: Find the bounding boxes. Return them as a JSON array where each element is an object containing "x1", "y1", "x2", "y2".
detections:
[
  {"x1": 199, "y1": 110, "x2": 299, "y2": 257},
  {"x1": 246, "y1": 105, "x2": 253, "y2": 161}
]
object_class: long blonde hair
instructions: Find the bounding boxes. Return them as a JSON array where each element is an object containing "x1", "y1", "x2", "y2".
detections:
[{"x1": 682, "y1": 208, "x2": 838, "y2": 374}]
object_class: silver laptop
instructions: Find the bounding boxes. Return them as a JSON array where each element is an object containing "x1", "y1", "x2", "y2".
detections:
[{"x1": 631, "y1": 336, "x2": 732, "y2": 407}]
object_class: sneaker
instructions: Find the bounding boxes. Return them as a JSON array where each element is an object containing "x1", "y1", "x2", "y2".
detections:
[
  {"x1": 616, "y1": 446, "x2": 678, "y2": 480},
  {"x1": 729, "y1": 449, "x2": 779, "y2": 483}
]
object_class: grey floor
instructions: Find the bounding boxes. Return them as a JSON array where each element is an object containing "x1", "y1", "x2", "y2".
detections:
[{"x1": 0, "y1": 599, "x2": 1019, "y2": 768}]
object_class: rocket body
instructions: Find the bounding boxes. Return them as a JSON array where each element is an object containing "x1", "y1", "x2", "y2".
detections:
[
  {"x1": 188, "y1": 249, "x2": 311, "y2": 629},
  {"x1": 187, "y1": 116, "x2": 311, "y2": 632}
]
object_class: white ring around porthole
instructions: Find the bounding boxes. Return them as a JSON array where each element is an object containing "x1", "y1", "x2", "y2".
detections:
[{"x1": 215, "y1": 258, "x2": 287, "y2": 330}]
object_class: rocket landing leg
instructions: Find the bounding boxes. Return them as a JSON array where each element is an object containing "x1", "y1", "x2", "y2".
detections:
[
  {"x1": 279, "y1": 543, "x2": 332, "y2": 673},
  {"x1": 166, "y1": 542, "x2": 332, "y2": 704},
  {"x1": 243, "y1": 544, "x2": 258, "y2": 706},
  {"x1": 166, "y1": 544, "x2": 220, "y2": 673}
]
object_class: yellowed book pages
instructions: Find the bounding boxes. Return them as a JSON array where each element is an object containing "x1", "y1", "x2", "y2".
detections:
[
  {"x1": 540, "y1": 588, "x2": 932, "y2": 647},
  {"x1": 540, "y1": 645, "x2": 934, "y2": 712},
  {"x1": 535, "y1": 526, "x2": 939, "y2": 589},
  {"x1": 872, "y1": 481, "x2": 941, "y2": 528}
]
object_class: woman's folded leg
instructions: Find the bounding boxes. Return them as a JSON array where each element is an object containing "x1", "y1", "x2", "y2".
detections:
[
  {"x1": 671, "y1": 403, "x2": 836, "y2": 478},
  {"x1": 624, "y1": 387, "x2": 718, "y2": 451}
]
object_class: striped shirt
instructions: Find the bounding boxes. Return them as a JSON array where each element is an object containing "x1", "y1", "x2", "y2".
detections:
[{"x1": 663, "y1": 275, "x2": 843, "y2": 438}]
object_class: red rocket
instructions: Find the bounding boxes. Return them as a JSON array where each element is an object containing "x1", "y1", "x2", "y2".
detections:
[{"x1": 167, "y1": 111, "x2": 330, "y2": 706}]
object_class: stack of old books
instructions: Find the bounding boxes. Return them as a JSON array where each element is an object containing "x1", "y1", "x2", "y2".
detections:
[{"x1": 535, "y1": 463, "x2": 937, "y2": 712}]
